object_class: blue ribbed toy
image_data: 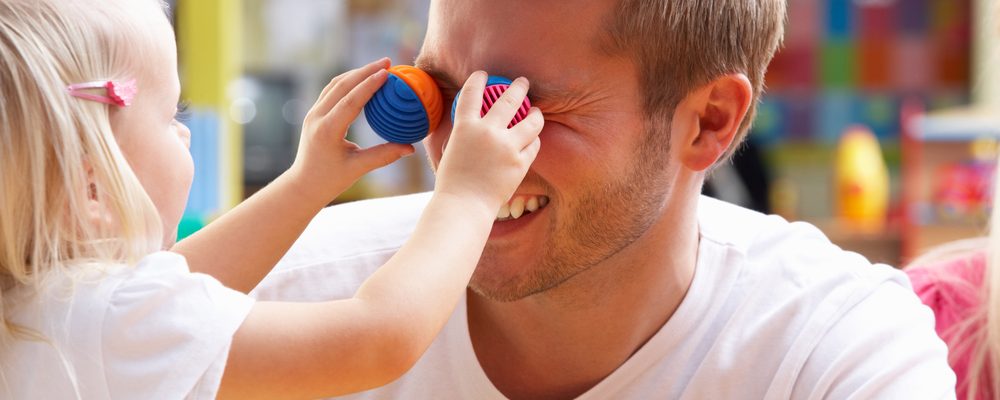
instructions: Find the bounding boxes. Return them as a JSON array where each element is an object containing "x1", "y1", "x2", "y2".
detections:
[{"x1": 364, "y1": 65, "x2": 442, "y2": 144}]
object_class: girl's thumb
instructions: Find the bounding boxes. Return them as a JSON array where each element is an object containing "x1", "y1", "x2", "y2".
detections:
[{"x1": 356, "y1": 143, "x2": 415, "y2": 171}]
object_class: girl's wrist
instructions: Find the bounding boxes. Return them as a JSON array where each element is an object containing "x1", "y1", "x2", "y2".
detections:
[
  {"x1": 281, "y1": 164, "x2": 349, "y2": 208},
  {"x1": 430, "y1": 187, "x2": 501, "y2": 224}
]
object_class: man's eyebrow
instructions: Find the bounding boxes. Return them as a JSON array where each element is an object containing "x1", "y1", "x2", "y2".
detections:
[
  {"x1": 414, "y1": 58, "x2": 572, "y2": 108},
  {"x1": 414, "y1": 59, "x2": 460, "y2": 90},
  {"x1": 526, "y1": 84, "x2": 573, "y2": 108}
]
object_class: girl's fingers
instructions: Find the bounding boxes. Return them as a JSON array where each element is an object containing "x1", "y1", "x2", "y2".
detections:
[
  {"x1": 484, "y1": 77, "x2": 529, "y2": 126},
  {"x1": 321, "y1": 69, "x2": 389, "y2": 137},
  {"x1": 313, "y1": 76, "x2": 343, "y2": 114},
  {"x1": 352, "y1": 142, "x2": 415, "y2": 172},
  {"x1": 312, "y1": 58, "x2": 390, "y2": 117},
  {"x1": 509, "y1": 107, "x2": 545, "y2": 149},
  {"x1": 521, "y1": 137, "x2": 541, "y2": 163},
  {"x1": 453, "y1": 71, "x2": 489, "y2": 123}
]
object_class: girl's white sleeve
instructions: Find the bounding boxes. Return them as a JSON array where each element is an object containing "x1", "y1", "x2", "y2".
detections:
[{"x1": 101, "y1": 251, "x2": 255, "y2": 400}]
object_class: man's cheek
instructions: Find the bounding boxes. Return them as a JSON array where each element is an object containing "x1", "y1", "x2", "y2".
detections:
[{"x1": 421, "y1": 133, "x2": 446, "y2": 170}]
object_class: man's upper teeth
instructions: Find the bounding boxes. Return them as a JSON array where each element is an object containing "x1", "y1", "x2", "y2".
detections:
[
  {"x1": 496, "y1": 195, "x2": 548, "y2": 221},
  {"x1": 497, "y1": 204, "x2": 511, "y2": 219},
  {"x1": 510, "y1": 197, "x2": 526, "y2": 219},
  {"x1": 526, "y1": 197, "x2": 539, "y2": 212}
]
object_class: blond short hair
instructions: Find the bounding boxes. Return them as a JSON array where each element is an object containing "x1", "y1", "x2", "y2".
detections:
[
  {"x1": 602, "y1": 0, "x2": 787, "y2": 161},
  {"x1": 0, "y1": 0, "x2": 165, "y2": 339}
]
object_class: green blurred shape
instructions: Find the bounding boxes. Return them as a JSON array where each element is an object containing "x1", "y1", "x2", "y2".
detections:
[
  {"x1": 177, "y1": 214, "x2": 206, "y2": 241},
  {"x1": 820, "y1": 40, "x2": 856, "y2": 88},
  {"x1": 864, "y1": 95, "x2": 894, "y2": 126}
]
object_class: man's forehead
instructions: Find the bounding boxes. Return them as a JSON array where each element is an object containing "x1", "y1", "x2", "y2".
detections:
[
  {"x1": 416, "y1": 0, "x2": 621, "y2": 106},
  {"x1": 429, "y1": 0, "x2": 613, "y2": 28},
  {"x1": 420, "y1": 1, "x2": 611, "y2": 69}
]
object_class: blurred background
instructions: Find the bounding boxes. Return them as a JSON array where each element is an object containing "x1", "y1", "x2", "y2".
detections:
[{"x1": 169, "y1": 0, "x2": 999, "y2": 267}]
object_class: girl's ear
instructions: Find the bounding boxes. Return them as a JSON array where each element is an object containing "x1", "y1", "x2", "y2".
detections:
[{"x1": 83, "y1": 162, "x2": 114, "y2": 229}]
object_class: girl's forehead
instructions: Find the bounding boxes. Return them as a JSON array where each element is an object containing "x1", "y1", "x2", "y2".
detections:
[
  {"x1": 131, "y1": 8, "x2": 179, "y2": 98},
  {"x1": 109, "y1": 1, "x2": 176, "y2": 80}
]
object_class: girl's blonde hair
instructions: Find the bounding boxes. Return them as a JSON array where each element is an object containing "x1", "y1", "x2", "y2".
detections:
[
  {"x1": 907, "y1": 167, "x2": 1000, "y2": 400},
  {"x1": 0, "y1": 0, "x2": 165, "y2": 341},
  {"x1": 907, "y1": 3, "x2": 1000, "y2": 398},
  {"x1": 973, "y1": 181, "x2": 1000, "y2": 399}
]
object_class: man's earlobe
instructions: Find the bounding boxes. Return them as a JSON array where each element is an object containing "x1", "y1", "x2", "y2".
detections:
[{"x1": 680, "y1": 74, "x2": 752, "y2": 171}]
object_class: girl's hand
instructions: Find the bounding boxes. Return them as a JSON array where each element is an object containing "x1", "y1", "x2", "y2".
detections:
[
  {"x1": 288, "y1": 58, "x2": 416, "y2": 202},
  {"x1": 434, "y1": 72, "x2": 543, "y2": 213}
]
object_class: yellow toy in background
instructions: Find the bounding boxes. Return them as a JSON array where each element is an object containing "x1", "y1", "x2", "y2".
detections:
[{"x1": 835, "y1": 125, "x2": 890, "y2": 232}]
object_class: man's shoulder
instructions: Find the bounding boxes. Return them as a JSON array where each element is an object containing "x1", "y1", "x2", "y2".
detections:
[
  {"x1": 252, "y1": 192, "x2": 431, "y2": 302},
  {"x1": 695, "y1": 196, "x2": 915, "y2": 344},
  {"x1": 698, "y1": 195, "x2": 837, "y2": 259},
  {"x1": 692, "y1": 197, "x2": 952, "y2": 397},
  {"x1": 697, "y1": 195, "x2": 903, "y2": 288}
]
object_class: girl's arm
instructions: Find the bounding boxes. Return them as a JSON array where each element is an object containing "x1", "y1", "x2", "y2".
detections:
[
  {"x1": 171, "y1": 58, "x2": 414, "y2": 293},
  {"x1": 216, "y1": 72, "x2": 543, "y2": 399},
  {"x1": 216, "y1": 193, "x2": 492, "y2": 399}
]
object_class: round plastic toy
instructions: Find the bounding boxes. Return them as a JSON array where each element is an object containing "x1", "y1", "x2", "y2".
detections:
[
  {"x1": 451, "y1": 76, "x2": 532, "y2": 128},
  {"x1": 364, "y1": 65, "x2": 443, "y2": 144}
]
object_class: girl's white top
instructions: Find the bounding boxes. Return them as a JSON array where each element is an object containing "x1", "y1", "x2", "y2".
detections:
[{"x1": 1, "y1": 251, "x2": 254, "y2": 399}]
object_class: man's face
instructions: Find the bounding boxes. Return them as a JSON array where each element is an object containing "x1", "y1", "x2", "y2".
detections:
[{"x1": 417, "y1": 0, "x2": 678, "y2": 301}]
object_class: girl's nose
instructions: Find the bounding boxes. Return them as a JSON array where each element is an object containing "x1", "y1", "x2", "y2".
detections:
[{"x1": 177, "y1": 123, "x2": 192, "y2": 149}]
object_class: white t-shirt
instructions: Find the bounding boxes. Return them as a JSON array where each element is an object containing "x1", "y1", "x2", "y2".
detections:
[
  {"x1": 253, "y1": 193, "x2": 957, "y2": 399},
  {"x1": 1, "y1": 251, "x2": 254, "y2": 400}
]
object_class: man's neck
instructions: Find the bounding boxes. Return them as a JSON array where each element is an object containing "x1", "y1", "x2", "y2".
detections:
[{"x1": 467, "y1": 194, "x2": 700, "y2": 400}]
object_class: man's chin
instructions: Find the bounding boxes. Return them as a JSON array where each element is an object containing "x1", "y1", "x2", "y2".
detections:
[
  {"x1": 468, "y1": 259, "x2": 544, "y2": 302},
  {"x1": 469, "y1": 278, "x2": 539, "y2": 303},
  {"x1": 469, "y1": 256, "x2": 574, "y2": 302}
]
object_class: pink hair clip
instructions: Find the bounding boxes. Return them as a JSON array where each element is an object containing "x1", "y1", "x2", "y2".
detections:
[{"x1": 66, "y1": 79, "x2": 138, "y2": 107}]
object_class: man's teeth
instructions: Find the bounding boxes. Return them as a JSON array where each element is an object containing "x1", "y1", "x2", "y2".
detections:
[
  {"x1": 497, "y1": 204, "x2": 511, "y2": 219},
  {"x1": 510, "y1": 197, "x2": 525, "y2": 219},
  {"x1": 496, "y1": 195, "x2": 549, "y2": 221},
  {"x1": 526, "y1": 196, "x2": 539, "y2": 213}
]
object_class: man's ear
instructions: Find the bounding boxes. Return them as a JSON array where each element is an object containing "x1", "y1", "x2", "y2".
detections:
[{"x1": 677, "y1": 73, "x2": 752, "y2": 171}]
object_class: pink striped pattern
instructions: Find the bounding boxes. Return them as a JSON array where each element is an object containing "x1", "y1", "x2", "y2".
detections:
[{"x1": 480, "y1": 84, "x2": 532, "y2": 128}]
